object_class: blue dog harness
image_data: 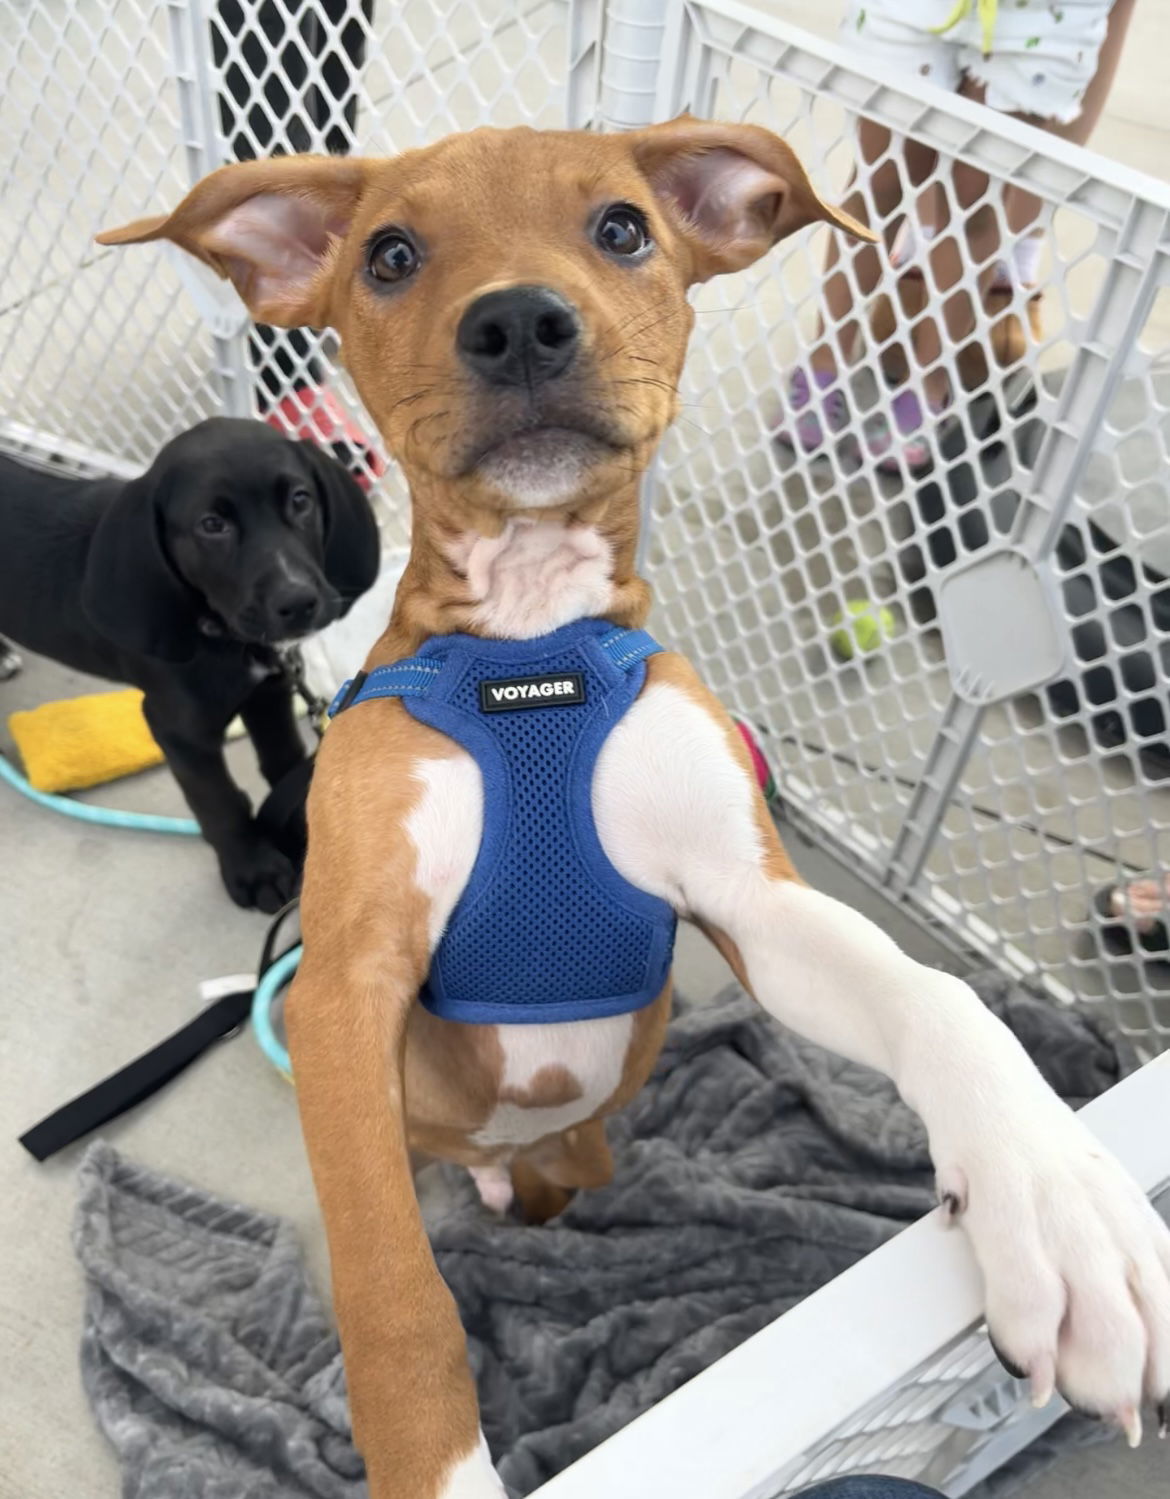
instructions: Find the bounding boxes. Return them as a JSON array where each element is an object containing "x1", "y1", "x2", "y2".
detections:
[{"x1": 329, "y1": 618, "x2": 677, "y2": 1025}]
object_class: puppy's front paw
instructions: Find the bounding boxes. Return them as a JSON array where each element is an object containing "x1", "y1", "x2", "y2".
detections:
[
  {"x1": 949, "y1": 1111, "x2": 1170, "y2": 1441},
  {"x1": 218, "y1": 832, "x2": 298, "y2": 913},
  {"x1": 0, "y1": 641, "x2": 22, "y2": 680}
]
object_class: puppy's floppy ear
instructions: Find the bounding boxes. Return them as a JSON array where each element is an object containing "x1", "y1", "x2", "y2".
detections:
[
  {"x1": 96, "y1": 156, "x2": 370, "y2": 327},
  {"x1": 82, "y1": 476, "x2": 201, "y2": 662},
  {"x1": 298, "y1": 441, "x2": 381, "y2": 609},
  {"x1": 632, "y1": 115, "x2": 876, "y2": 283}
]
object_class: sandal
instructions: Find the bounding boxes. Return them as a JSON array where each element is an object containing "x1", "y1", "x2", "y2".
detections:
[
  {"x1": 774, "y1": 366, "x2": 851, "y2": 455},
  {"x1": 865, "y1": 388, "x2": 948, "y2": 475},
  {"x1": 1091, "y1": 876, "x2": 1170, "y2": 957}
]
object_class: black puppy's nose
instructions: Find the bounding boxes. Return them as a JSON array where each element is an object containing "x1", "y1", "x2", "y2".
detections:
[
  {"x1": 272, "y1": 582, "x2": 320, "y2": 633},
  {"x1": 457, "y1": 286, "x2": 579, "y2": 387}
]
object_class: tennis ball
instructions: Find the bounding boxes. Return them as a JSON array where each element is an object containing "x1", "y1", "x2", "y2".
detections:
[{"x1": 829, "y1": 600, "x2": 896, "y2": 660}]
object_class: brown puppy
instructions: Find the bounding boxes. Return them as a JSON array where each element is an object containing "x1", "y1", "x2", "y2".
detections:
[{"x1": 102, "y1": 120, "x2": 1170, "y2": 1499}]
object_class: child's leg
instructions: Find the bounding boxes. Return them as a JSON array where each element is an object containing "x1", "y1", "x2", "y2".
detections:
[
  {"x1": 910, "y1": 0, "x2": 1135, "y2": 405},
  {"x1": 911, "y1": 138, "x2": 997, "y2": 406},
  {"x1": 776, "y1": 3, "x2": 953, "y2": 456},
  {"x1": 1002, "y1": 0, "x2": 1136, "y2": 231},
  {"x1": 810, "y1": 0, "x2": 962, "y2": 381},
  {"x1": 779, "y1": 130, "x2": 933, "y2": 457},
  {"x1": 812, "y1": 123, "x2": 937, "y2": 381}
]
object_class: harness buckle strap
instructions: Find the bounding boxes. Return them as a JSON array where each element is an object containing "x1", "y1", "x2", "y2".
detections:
[
  {"x1": 328, "y1": 659, "x2": 440, "y2": 718},
  {"x1": 328, "y1": 670, "x2": 369, "y2": 718}
]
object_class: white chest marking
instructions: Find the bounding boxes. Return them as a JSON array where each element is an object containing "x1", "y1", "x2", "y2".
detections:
[
  {"x1": 448, "y1": 517, "x2": 614, "y2": 639},
  {"x1": 474, "y1": 1015, "x2": 635, "y2": 1150},
  {"x1": 406, "y1": 755, "x2": 483, "y2": 949},
  {"x1": 591, "y1": 679, "x2": 765, "y2": 906}
]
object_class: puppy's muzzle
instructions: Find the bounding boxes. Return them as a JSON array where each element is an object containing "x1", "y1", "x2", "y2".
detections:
[
  {"x1": 457, "y1": 285, "x2": 579, "y2": 387},
  {"x1": 269, "y1": 578, "x2": 323, "y2": 636},
  {"x1": 241, "y1": 567, "x2": 337, "y2": 642}
]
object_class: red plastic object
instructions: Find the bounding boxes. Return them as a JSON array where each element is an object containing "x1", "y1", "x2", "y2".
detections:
[
  {"x1": 732, "y1": 715, "x2": 775, "y2": 799},
  {"x1": 266, "y1": 387, "x2": 386, "y2": 491}
]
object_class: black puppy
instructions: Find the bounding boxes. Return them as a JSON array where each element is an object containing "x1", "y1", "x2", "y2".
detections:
[{"x1": 0, "y1": 417, "x2": 379, "y2": 911}]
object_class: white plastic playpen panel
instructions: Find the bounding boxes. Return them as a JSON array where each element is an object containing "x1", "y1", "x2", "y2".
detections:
[
  {"x1": 640, "y1": 0, "x2": 1170, "y2": 1052},
  {"x1": 2, "y1": 0, "x2": 1170, "y2": 1492}
]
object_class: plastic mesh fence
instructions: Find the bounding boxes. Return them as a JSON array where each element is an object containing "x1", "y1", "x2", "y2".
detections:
[
  {"x1": 0, "y1": 0, "x2": 217, "y2": 475},
  {"x1": 771, "y1": 1327, "x2": 1038, "y2": 1497},
  {"x1": 0, "y1": 0, "x2": 575, "y2": 535},
  {"x1": 643, "y1": 2, "x2": 1170, "y2": 1051}
]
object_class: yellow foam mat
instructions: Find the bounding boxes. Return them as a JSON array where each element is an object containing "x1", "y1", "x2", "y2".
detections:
[{"x1": 8, "y1": 688, "x2": 164, "y2": 793}]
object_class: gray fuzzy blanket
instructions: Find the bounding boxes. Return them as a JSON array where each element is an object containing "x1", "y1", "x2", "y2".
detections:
[{"x1": 75, "y1": 977, "x2": 1131, "y2": 1497}]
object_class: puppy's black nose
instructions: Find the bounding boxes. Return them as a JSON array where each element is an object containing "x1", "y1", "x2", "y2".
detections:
[
  {"x1": 457, "y1": 286, "x2": 579, "y2": 387},
  {"x1": 271, "y1": 583, "x2": 320, "y2": 634}
]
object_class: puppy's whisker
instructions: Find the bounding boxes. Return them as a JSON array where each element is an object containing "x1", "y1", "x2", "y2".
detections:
[
  {"x1": 596, "y1": 312, "x2": 686, "y2": 368},
  {"x1": 597, "y1": 295, "x2": 672, "y2": 344},
  {"x1": 595, "y1": 297, "x2": 681, "y2": 360},
  {"x1": 384, "y1": 387, "x2": 435, "y2": 417}
]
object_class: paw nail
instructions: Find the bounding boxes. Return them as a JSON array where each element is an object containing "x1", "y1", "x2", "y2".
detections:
[
  {"x1": 936, "y1": 1169, "x2": 967, "y2": 1222},
  {"x1": 1120, "y1": 1409, "x2": 1142, "y2": 1449},
  {"x1": 1030, "y1": 1359, "x2": 1055, "y2": 1410}
]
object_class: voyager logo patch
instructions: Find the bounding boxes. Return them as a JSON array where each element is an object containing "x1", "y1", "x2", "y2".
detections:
[{"x1": 478, "y1": 672, "x2": 586, "y2": 712}]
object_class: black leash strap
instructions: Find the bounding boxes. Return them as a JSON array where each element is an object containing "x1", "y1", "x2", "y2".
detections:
[
  {"x1": 255, "y1": 756, "x2": 314, "y2": 867},
  {"x1": 18, "y1": 902, "x2": 302, "y2": 1163},
  {"x1": 18, "y1": 986, "x2": 253, "y2": 1162}
]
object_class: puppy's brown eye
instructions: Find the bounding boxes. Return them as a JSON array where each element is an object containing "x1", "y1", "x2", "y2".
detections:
[
  {"x1": 368, "y1": 232, "x2": 420, "y2": 284},
  {"x1": 198, "y1": 513, "x2": 229, "y2": 537},
  {"x1": 288, "y1": 489, "x2": 314, "y2": 519},
  {"x1": 596, "y1": 204, "x2": 651, "y2": 258}
]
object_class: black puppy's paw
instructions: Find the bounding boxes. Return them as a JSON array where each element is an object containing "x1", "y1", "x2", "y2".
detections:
[
  {"x1": 218, "y1": 833, "x2": 299, "y2": 914},
  {"x1": 0, "y1": 640, "x2": 23, "y2": 680}
]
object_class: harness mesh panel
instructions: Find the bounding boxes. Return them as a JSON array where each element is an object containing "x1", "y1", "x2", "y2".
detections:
[{"x1": 429, "y1": 638, "x2": 660, "y2": 1013}]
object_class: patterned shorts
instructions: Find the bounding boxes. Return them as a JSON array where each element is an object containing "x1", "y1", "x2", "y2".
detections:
[{"x1": 841, "y1": 0, "x2": 1114, "y2": 124}]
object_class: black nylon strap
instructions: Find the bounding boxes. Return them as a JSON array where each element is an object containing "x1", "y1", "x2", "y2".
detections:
[
  {"x1": 255, "y1": 757, "x2": 314, "y2": 867},
  {"x1": 18, "y1": 986, "x2": 254, "y2": 1162},
  {"x1": 17, "y1": 901, "x2": 303, "y2": 1163},
  {"x1": 331, "y1": 668, "x2": 368, "y2": 716},
  {"x1": 256, "y1": 898, "x2": 302, "y2": 976}
]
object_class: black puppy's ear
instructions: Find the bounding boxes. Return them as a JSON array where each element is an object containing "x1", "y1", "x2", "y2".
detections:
[
  {"x1": 82, "y1": 476, "x2": 200, "y2": 661},
  {"x1": 299, "y1": 441, "x2": 380, "y2": 610}
]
